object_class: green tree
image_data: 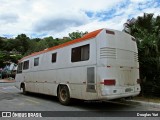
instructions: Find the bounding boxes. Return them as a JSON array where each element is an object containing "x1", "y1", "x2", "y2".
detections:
[
  {"x1": 0, "y1": 38, "x2": 4, "y2": 50},
  {"x1": 2, "y1": 39, "x2": 17, "y2": 51},
  {"x1": 124, "y1": 13, "x2": 160, "y2": 97},
  {"x1": 69, "y1": 31, "x2": 88, "y2": 40},
  {"x1": 15, "y1": 34, "x2": 30, "y2": 55},
  {"x1": 25, "y1": 40, "x2": 38, "y2": 55},
  {"x1": 0, "y1": 52, "x2": 5, "y2": 67},
  {"x1": 34, "y1": 39, "x2": 48, "y2": 52},
  {"x1": 43, "y1": 36, "x2": 58, "y2": 47}
]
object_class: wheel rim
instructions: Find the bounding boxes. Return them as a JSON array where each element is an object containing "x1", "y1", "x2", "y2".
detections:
[{"x1": 60, "y1": 88, "x2": 67, "y2": 101}]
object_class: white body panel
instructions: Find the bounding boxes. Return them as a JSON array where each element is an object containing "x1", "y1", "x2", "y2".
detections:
[{"x1": 15, "y1": 28, "x2": 140, "y2": 101}]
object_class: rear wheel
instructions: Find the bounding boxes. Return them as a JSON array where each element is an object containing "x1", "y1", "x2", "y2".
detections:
[{"x1": 58, "y1": 85, "x2": 70, "y2": 105}]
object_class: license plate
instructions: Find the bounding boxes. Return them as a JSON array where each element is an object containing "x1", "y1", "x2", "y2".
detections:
[{"x1": 125, "y1": 88, "x2": 132, "y2": 92}]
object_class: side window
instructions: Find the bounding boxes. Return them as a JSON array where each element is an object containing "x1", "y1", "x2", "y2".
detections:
[
  {"x1": 17, "y1": 62, "x2": 23, "y2": 74},
  {"x1": 34, "y1": 57, "x2": 39, "y2": 66},
  {"x1": 23, "y1": 60, "x2": 29, "y2": 70},
  {"x1": 52, "y1": 53, "x2": 57, "y2": 63},
  {"x1": 71, "y1": 44, "x2": 90, "y2": 62}
]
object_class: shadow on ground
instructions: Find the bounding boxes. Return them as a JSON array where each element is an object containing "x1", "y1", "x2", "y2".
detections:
[{"x1": 20, "y1": 92, "x2": 142, "y2": 111}]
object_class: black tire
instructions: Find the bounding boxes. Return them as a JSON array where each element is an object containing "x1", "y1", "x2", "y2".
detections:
[
  {"x1": 58, "y1": 85, "x2": 70, "y2": 105},
  {"x1": 22, "y1": 85, "x2": 27, "y2": 95}
]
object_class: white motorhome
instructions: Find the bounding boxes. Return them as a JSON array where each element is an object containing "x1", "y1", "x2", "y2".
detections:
[{"x1": 15, "y1": 28, "x2": 141, "y2": 105}]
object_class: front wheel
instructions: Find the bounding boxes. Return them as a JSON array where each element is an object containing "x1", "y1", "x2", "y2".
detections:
[
  {"x1": 58, "y1": 85, "x2": 70, "y2": 105},
  {"x1": 22, "y1": 85, "x2": 27, "y2": 95}
]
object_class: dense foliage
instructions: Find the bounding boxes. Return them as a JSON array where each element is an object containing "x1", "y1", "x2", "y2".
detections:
[
  {"x1": 0, "y1": 31, "x2": 87, "y2": 68},
  {"x1": 124, "y1": 13, "x2": 160, "y2": 97}
]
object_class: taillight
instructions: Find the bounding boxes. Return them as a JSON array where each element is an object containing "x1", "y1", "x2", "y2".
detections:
[
  {"x1": 103, "y1": 79, "x2": 116, "y2": 86},
  {"x1": 137, "y1": 79, "x2": 141, "y2": 84}
]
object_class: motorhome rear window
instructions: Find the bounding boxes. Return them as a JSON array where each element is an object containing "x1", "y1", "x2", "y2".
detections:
[{"x1": 106, "y1": 30, "x2": 115, "y2": 35}]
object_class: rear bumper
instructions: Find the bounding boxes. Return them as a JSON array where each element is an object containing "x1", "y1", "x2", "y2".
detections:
[
  {"x1": 99, "y1": 85, "x2": 140, "y2": 100},
  {"x1": 99, "y1": 91, "x2": 140, "y2": 100}
]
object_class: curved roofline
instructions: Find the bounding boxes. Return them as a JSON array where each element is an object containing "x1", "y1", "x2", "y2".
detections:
[{"x1": 20, "y1": 28, "x2": 103, "y2": 62}]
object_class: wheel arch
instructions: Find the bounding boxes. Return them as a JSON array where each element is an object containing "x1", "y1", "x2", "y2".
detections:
[
  {"x1": 56, "y1": 84, "x2": 71, "y2": 97},
  {"x1": 20, "y1": 82, "x2": 25, "y2": 90}
]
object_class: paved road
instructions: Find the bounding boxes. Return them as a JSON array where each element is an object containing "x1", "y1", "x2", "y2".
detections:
[{"x1": 0, "y1": 83, "x2": 159, "y2": 120}]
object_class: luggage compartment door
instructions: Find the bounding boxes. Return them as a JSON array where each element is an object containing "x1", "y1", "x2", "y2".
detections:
[{"x1": 87, "y1": 67, "x2": 96, "y2": 92}]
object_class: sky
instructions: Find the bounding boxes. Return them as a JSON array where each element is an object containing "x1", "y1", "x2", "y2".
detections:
[{"x1": 0, "y1": 0, "x2": 160, "y2": 39}]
